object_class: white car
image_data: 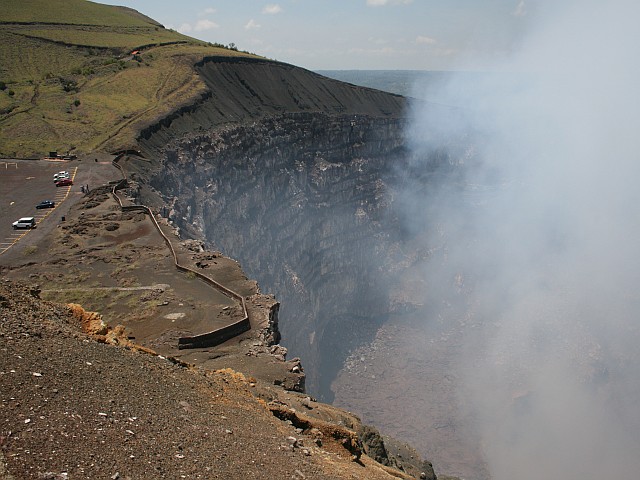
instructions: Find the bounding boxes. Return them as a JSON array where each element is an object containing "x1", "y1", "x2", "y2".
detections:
[
  {"x1": 12, "y1": 217, "x2": 36, "y2": 229},
  {"x1": 53, "y1": 171, "x2": 70, "y2": 182}
]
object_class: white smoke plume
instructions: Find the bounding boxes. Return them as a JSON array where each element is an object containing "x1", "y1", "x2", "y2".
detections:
[{"x1": 405, "y1": 1, "x2": 640, "y2": 478}]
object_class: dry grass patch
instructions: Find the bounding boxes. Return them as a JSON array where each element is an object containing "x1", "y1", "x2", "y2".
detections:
[
  {"x1": 10, "y1": 27, "x2": 193, "y2": 49},
  {"x1": 3, "y1": 0, "x2": 159, "y2": 27},
  {"x1": 21, "y1": 245, "x2": 38, "y2": 256}
]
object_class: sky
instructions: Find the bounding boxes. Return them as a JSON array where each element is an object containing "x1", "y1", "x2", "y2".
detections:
[{"x1": 100, "y1": 0, "x2": 530, "y2": 70}]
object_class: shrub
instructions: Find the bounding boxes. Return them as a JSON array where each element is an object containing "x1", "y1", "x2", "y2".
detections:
[{"x1": 60, "y1": 77, "x2": 78, "y2": 93}]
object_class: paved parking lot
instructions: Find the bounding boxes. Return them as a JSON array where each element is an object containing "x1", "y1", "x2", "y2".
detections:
[{"x1": 0, "y1": 156, "x2": 118, "y2": 257}]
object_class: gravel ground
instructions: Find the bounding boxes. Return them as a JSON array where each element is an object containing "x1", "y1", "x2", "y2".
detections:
[{"x1": 0, "y1": 280, "x2": 426, "y2": 480}]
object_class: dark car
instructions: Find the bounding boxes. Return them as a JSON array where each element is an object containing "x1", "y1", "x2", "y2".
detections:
[
  {"x1": 36, "y1": 200, "x2": 56, "y2": 209},
  {"x1": 55, "y1": 178, "x2": 73, "y2": 187}
]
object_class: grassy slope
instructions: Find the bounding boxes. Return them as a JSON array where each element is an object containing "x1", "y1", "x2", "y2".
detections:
[
  {"x1": 3, "y1": 0, "x2": 159, "y2": 26},
  {"x1": 0, "y1": 0, "x2": 259, "y2": 157}
]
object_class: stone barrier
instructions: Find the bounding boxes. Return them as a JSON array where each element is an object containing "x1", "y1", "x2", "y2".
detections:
[{"x1": 111, "y1": 154, "x2": 250, "y2": 349}]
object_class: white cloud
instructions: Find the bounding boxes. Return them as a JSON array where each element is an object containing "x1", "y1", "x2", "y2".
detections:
[
  {"x1": 177, "y1": 18, "x2": 219, "y2": 33},
  {"x1": 415, "y1": 35, "x2": 437, "y2": 45},
  {"x1": 366, "y1": 0, "x2": 413, "y2": 6},
  {"x1": 262, "y1": 4, "x2": 282, "y2": 14},
  {"x1": 368, "y1": 37, "x2": 389, "y2": 45},
  {"x1": 245, "y1": 19, "x2": 261, "y2": 30},
  {"x1": 194, "y1": 19, "x2": 219, "y2": 31},
  {"x1": 201, "y1": 7, "x2": 216, "y2": 15},
  {"x1": 247, "y1": 38, "x2": 265, "y2": 46},
  {"x1": 513, "y1": 0, "x2": 526, "y2": 17},
  {"x1": 348, "y1": 46, "x2": 398, "y2": 56},
  {"x1": 431, "y1": 46, "x2": 457, "y2": 57}
]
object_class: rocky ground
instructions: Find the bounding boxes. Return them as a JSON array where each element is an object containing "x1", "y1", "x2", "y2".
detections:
[
  {"x1": 1, "y1": 280, "x2": 404, "y2": 479},
  {"x1": 0, "y1": 160, "x2": 440, "y2": 479}
]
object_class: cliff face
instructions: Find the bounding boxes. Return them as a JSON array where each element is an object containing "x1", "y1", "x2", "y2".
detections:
[
  {"x1": 150, "y1": 114, "x2": 408, "y2": 397},
  {"x1": 134, "y1": 57, "x2": 450, "y2": 399},
  {"x1": 138, "y1": 56, "x2": 407, "y2": 154}
]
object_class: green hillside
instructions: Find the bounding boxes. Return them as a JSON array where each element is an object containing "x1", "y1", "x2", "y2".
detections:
[
  {"x1": 0, "y1": 0, "x2": 259, "y2": 157},
  {"x1": 3, "y1": 0, "x2": 161, "y2": 26}
]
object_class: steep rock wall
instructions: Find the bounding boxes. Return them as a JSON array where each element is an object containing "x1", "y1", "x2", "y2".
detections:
[
  {"x1": 148, "y1": 113, "x2": 441, "y2": 399},
  {"x1": 135, "y1": 57, "x2": 452, "y2": 399}
]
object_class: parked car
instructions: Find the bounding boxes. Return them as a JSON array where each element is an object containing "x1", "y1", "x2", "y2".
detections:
[
  {"x1": 53, "y1": 171, "x2": 70, "y2": 182},
  {"x1": 36, "y1": 200, "x2": 56, "y2": 209},
  {"x1": 55, "y1": 178, "x2": 73, "y2": 187},
  {"x1": 12, "y1": 217, "x2": 36, "y2": 229}
]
